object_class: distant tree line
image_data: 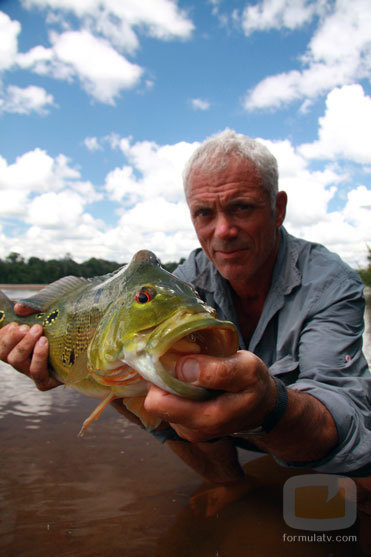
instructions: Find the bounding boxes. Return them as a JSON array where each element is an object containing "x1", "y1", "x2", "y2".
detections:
[
  {"x1": 357, "y1": 245, "x2": 371, "y2": 287},
  {"x1": 2, "y1": 247, "x2": 369, "y2": 286},
  {"x1": 0, "y1": 252, "x2": 185, "y2": 284}
]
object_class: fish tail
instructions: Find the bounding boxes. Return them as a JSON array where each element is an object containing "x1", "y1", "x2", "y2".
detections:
[{"x1": 0, "y1": 290, "x2": 17, "y2": 328}]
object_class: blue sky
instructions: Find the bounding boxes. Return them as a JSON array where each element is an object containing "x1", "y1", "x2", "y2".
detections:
[{"x1": 0, "y1": 0, "x2": 370, "y2": 267}]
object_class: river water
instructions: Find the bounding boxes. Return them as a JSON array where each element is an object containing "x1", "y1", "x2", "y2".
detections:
[{"x1": 0, "y1": 288, "x2": 370, "y2": 557}]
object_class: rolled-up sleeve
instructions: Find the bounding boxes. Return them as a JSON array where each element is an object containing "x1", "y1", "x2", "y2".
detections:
[{"x1": 273, "y1": 275, "x2": 371, "y2": 475}]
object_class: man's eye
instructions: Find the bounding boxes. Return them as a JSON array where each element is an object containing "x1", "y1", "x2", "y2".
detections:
[
  {"x1": 195, "y1": 208, "x2": 212, "y2": 218},
  {"x1": 231, "y1": 204, "x2": 252, "y2": 213}
]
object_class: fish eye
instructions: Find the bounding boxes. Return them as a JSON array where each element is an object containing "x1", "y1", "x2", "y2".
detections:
[{"x1": 135, "y1": 290, "x2": 153, "y2": 304}]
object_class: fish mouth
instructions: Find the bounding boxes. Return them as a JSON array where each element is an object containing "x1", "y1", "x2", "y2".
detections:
[
  {"x1": 129, "y1": 309, "x2": 239, "y2": 400},
  {"x1": 148, "y1": 310, "x2": 237, "y2": 359}
]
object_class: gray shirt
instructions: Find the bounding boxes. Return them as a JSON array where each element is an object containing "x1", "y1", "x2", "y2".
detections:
[{"x1": 159, "y1": 228, "x2": 371, "y2": 475}]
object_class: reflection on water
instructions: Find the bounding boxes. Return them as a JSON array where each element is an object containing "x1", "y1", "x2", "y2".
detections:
[{"x1": 0, "y1": 288, "x2": 370, "y2": 556}]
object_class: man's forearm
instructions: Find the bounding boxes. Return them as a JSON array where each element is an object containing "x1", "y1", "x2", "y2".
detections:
[{"x1": 241, "y1": 389, "x2": 338, "y2": 463}]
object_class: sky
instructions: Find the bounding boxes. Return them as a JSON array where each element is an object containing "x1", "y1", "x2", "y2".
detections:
[{"x1": 0, "y1": 0, "x2": 370, "y2": 269}]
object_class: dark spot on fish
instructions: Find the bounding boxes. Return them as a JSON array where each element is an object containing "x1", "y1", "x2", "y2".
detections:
[
  {"x1": 43, "y1": 309, "x2": 59, "y2": 326},
  {"x1": 69, "y1": 348, "x2": 75, "y2": 365},
  {"x1": 0, "y1": 310, "x2": 5, "y2": 323}
]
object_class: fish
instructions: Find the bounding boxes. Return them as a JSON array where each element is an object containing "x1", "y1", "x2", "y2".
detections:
[{"x1": 0, "y1": 250, "x2": 238, "y2": 435}]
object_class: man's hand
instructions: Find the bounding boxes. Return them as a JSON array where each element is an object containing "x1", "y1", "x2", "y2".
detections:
[
  {"x1": 144, "y1": 351, "x2": 277, "y2": 443},
  {"x1": 144, "y1": 350, "x2": 338, "y2": 463},
  {"x1": 0, "y1": 303, "x2": 60, "y2": 391}
]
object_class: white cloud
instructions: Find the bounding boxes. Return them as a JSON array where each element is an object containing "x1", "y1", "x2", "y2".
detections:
[
  {"x1": 0, "y1": 149, "x2": 100, "y2": 223},
  {"x1": 0, "y1": 85, "x2": 55, "y2": 115},
  {"x1": 299, "y1": 85, "x2": 371, "y2": 164},
  {"x1": 256, "y1": 136, "x2": 369, "y2": 267},
  {"x1": 0, "y1": 149, "x2": 80, "y2": 192},
  {"x1": 191, "y1": 98, "x2": 211, "y2": 110},
  {"x1": 243, "y1": 0, "x2": 371, "y2": 110},
  {"x1": 241, "y1": 0, "x2": 318, "y2": 35},
  {"x1": 0, "y1": 11, "x2": 20, "y2": 71},
  {"x1": 0, "y1": 189, "x2": 30, "y2": 218},
  {"x1": 4, "y1": 1, "x2": 194, "y2": 105},
  {"x1": 84, "y1": 136, "x2": 102, "y2": 151},
  {"x1": 105, "y1": 136, "x2": 199, "y2": 203},
  {"x1": 18, "y1": 30, "x2": 143, "y2": 104},
  {"x1": 261, "y1": 138, "x2": 340, "y2": 226},
  {"x1": 0, "y1": 136, "x2": 368, "y2": 267},
  {"x1": 24, "y1": 0, "x2": 194, "y2": 50},
  {"x1": 286, "y1": 185, "x2": 371, "y2": 268},
  {"x1": 27, "y1": 191, "x2": 85, "y2": 227}
]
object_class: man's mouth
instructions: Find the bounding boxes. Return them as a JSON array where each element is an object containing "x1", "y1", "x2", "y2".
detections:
[{"x1": 215, "y1": 247, "x2": 248, "y2": 258}]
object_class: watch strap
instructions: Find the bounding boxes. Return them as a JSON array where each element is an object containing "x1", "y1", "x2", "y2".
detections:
[{"x1": 231, "y1": 376, "x2": 289, "y2": 436}]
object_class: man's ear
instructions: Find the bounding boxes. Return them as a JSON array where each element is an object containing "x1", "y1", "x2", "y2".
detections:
[{"x1": 275, "y1": 191, "x2": 287, "y2": 228}]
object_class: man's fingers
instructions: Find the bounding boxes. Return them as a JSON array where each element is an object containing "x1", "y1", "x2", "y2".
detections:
[
  {"x1": 144, "y1": 383, "x2": 239, "y2": 433},
  {"x1": 5, "y1": 324, "x2": 43, "y2": 371},
  {"x1": 29, "y1": 336, "x2": 60, "y2": 390},
  {"x1": 175, "y1": 351, "x2": 267, "y2": 393},
  {"x1": 0, "y1": 323, "x2": 25, "y2": 360},
  {"x1": 14, "y1": 303, "x2": 38, "y2": 316}
]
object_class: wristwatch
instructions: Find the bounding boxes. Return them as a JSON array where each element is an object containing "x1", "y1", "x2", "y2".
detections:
[{"x1": 230, "y1": 376, "x2": 289, "y2": 436}]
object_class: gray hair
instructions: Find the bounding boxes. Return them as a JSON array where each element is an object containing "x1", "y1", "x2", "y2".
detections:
[{"x1": 183, "y1": 129, "x2": 279, "y2": 207}]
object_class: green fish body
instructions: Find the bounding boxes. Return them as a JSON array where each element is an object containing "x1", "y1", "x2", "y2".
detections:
[{"x1": 0, "y1": 250, "x2": 238, "y2": 434}]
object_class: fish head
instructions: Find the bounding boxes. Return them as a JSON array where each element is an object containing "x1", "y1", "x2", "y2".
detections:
[{"x1": 88, "y1": 250, "x2": 238, "y2": 400}]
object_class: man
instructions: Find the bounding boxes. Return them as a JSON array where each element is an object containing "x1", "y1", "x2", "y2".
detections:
[{"x1": 1, "y1": 130, "x2": 370, "y2": 482}]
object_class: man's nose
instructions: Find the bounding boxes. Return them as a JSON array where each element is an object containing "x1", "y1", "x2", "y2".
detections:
[{"x1": 214, "y1": 213, "x2": 238, "y2": 239}]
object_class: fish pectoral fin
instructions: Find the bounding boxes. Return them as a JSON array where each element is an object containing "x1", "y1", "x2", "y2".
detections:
[
  {"x1": 122, "y1": 396, "x2": 162, "y2": 430},
  {"x1": 78, "y1": 392, "x2": 116, "y2": 437},
  {"x1": 64, "y1": 352, "x2": 89, "y2": 385}
]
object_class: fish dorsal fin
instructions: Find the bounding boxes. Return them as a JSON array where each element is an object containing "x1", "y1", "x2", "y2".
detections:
[{"x1": 17, "y1": 276, "x2": 90, "y2": 311}]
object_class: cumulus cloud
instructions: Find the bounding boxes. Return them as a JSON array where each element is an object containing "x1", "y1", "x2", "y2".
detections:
[
  {"x1": 241, "y1": 0, "x2": 318, "y2": 35},
  {"x1": 0, "y1": 11, "x2": 20, "y2": 71},
  {"x1": 17, "y1": 30, "x2": 143, "y2": 104},
  {"x1": 255, "y1": 136, "x2": 369, "y2": 267},
  {"x1": 190, "y1": 98, "x2": 211, "y2": 110},
  {"x1": 9, "y1": 1, "x2": 193, "y2": 104},
  {"x1": 84, "y1": 136, "x2": 102, "y2": 151},
  {"x1": 299, "y1": 85, "x2": 371, "y2": 164},
  {"x1": 261, "y1": 138, "x2": 340, "y2": 226},
  {"x1": 0, "y1": 134, "x2": 369, "y2": 266},
  {"x1": 0, "y1": 149, "x2": 79, "y2": 192},
  {"x1": 105, "y1": 136, "x2": 199, "y2": 203},
  {"x1": 243, "y1": 0, "x2": 371, "y2": 110},
  {"x1": 25, "y1": 0, "x2": 194, "y2": 48},
  {"x1": 0, "y1": 85, "x2": 55, "y2": 115},
  {"x1": 0, "y1": 148, "x2": 101, "y2": 225}
]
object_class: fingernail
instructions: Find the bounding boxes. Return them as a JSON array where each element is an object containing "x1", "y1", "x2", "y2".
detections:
[
  {"x1": 37, "y1": 336, "x2": 48, "y2": 346},
  {"x1": 18, "y1": 325, "x2": 29, "y2": 333},
  {"x1": 178, "y1": 358, "x2": 200, "y2": 383},
  {"x1": 30, "y1": 324, "x2": 41, "y2": 335}
]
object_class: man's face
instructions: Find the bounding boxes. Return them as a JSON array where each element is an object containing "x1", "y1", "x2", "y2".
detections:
[{"x1": 186, "y1": 157, "x2": 287, "y2": 285}]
